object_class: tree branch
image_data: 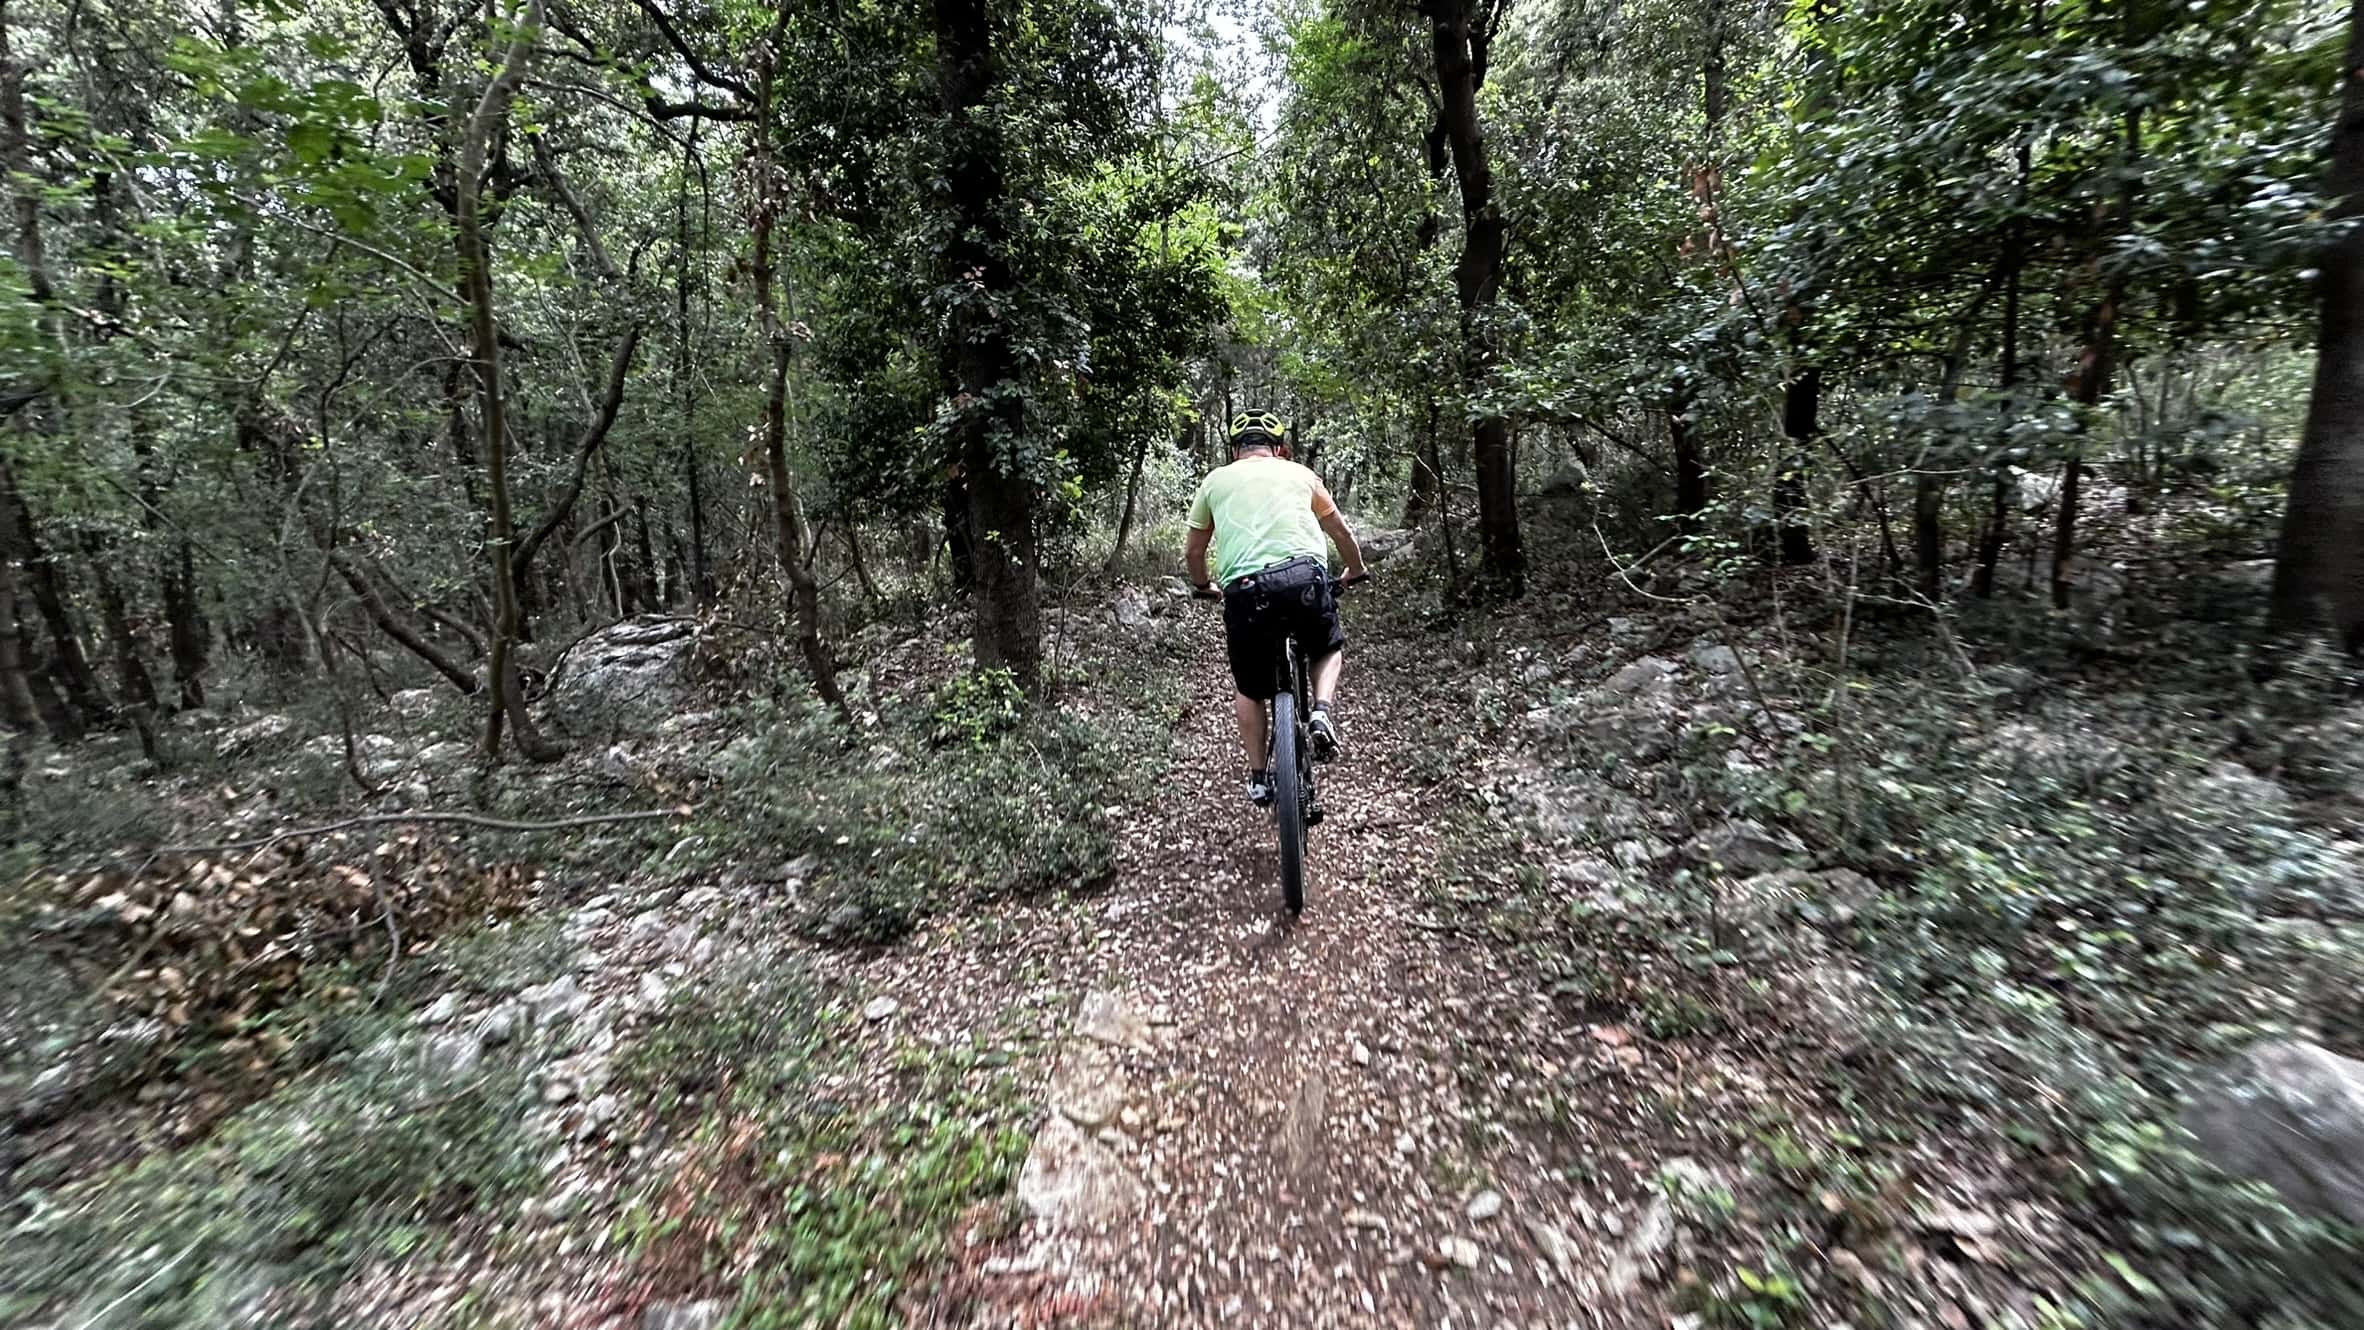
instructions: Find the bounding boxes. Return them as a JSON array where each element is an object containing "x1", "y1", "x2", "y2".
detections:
[{"x1": 512, "y1": 323, "x2": 641, "y2": 586}]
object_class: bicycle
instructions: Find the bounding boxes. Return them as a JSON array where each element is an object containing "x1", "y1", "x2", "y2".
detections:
[{"x1": 1197, "y1": 569, "x2": 1365, "y2": 914}]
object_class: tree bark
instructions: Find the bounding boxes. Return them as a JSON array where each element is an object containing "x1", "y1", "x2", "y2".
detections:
[
  {"x1": 1974, "y1": 143, "x2": 2032, "y2": 601},
  {"x1": 1425, "y1": 0, "x2": 1523, "y2": 594},
  {"x1": 0, "y1": 463, "x2": 110, "y2": 727},
  {"x1": 330, "y1": 551, "x2": 481, "y2": 694},
  {"x1": 937, "y1": 0, "x2": 1044, "y2": 687},
  {"x1": 79, "y1": 531, "x2": 159, "y2": 715},
  {"x1": 2052, "y1": 110, "x2": 2139, "y2": 613},
  {"x1": 0, "y1": 550, "x2": 37, "y2": 734},
  {"x1": 511, "y1": 325, "x2": 641, "y2": 591},
  {"x1": 2272, "y1": 0, "x2": 2364, "y2": 645},
  {"x1": 1777, "y1": 365, "x2": 1819, "y2": 564},
  {"x1": 457, "y1": 0, "x2": 562, "y2": 762},
  {"x1": 754, "y1": 6, "x2": 850, "y2": 719},
  {"x1": 1105, "y1": 429, "x2": 1152, "y2": 575},
  {"x1": 1402, "y1": 395, "x2": 1442, "y2": 528},
  {"x1": 1670, "y1": 374, "x2": 1708, "y2": 517}
]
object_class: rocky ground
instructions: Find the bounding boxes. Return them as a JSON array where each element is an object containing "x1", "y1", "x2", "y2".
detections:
[{"x1": 6, "y1": 547, "x2": 2364, "y2": 1329}]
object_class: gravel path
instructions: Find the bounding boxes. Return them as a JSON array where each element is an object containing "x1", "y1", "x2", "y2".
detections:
[{"x1": 865, "y1": 613, "x2": 1641, "y2": 1328}]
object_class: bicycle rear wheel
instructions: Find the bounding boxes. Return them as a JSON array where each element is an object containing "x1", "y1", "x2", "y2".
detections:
[{"x1": 1271, "y1": 689, "x2": 1306, "y2": 913}]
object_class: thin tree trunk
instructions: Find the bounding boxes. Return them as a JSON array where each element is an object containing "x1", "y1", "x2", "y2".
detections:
[
  {"x1": 2053, "y1": 110, "x2": 2140, "y2": 612},
  {"x1": 1671, "y1": 375, "x2": 1708, "y2": 517},
  {"x1": 1974, "y1": 145, "x2": 2032, "y2": 601},
  {"x1": 845, "y1": 523, "x2": 882, "y2": 603},
  {"x1": 1777, "y1": 366, "x2": 1819, "y2": 564},
  {"x1": 457, "y1": 0, "x2": 561, "y2": 761},
  {"x1": 754, "y1": 8, "x2": 849, "y2": 719},
  {"x1": 0, "y1": 552, "x2": 37, "y2": 733},
  {"x1": 2272, "y1": 0, "x2": 2364, "y2": 645},
  {"x1": 165, "y1": 538, "x2": 206, "y2": 707},
  {"x1": 1402, "y1": 395, "x2": 1442, "y2": 528},
  {"x1": 0, "y1": 466, "x2": 109, "y2": 726},
  {"x1": 1105, "y1": 430, "x2": 1151, "y2": 574}
]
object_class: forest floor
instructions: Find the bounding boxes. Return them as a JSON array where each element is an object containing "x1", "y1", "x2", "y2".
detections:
[{"x1": 6, "y1": 516, "x2": 2364, "y2": 1329}]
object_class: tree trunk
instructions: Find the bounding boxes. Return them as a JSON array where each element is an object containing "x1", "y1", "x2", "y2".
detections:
[
  {"x1": 510, "y1": 326, "x2": 641, "y2": 594},
  {"x1": 2052, "y1": 99, "x2": 2141, "y2": 611},
  {"x1": 754, "y1": 9, "x2": 850, "y2": 720},
  {"x1": 0, "y1": 463, "x2": 110, "y2": 727},
  {"x1": 457, "y1": 0, "x2": 561, "y2": 762},
  {"x1": 79, "y1": 531, "x2": 159, "y2": 720},
  {"x1": 938, "y1": 0, "x2": 1044, "y2": 688},
  {"x1": 1671, "y1": 375, "x2": 1708, "y2": 517},
  {"x1": 164, "y1": 538, "x2": 206, "y2": 708},
  {"x1": 1974, "y1": 146, "x2": 2032, "y2": 601},
  {"x1": 2272, "y1": 0, "x2": 2364, "y2": 645},
  {"x1": 1402, "y1": 395, "x2": 1442, "y2": 528},
  {"x1": 1777, "y1": 365, "x2": 1819, "y2": 564},
  {"x1": 1105, "y1": 429, "x2": 1152, "y2": 575},
  {"x1": 0, "y1": 551, "x2": 38, "y2": 734},
  {"x1": 1426, "y1": 0, "x2": 1523, "y2": 594}
]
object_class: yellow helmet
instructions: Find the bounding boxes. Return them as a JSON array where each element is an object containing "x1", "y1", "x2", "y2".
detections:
[{"x1": 1228, "y1": 411, "x2": 1288, "y2": 449}]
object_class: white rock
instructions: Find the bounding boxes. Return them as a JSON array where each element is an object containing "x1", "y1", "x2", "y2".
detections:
[
  {"x1": 1016, "y1": 1114, "x2": 1144, "y2": 1229},
  {"x1": 417, "y1": 992, "x2": 464, "y2": 1026},
  {"x1": 863, "y1": 996, "x2": 900, "y2": 1023},
  {"x1": 1437, "y1": 1236, "x2": 1481, "y2": 1269},
  {"x1": 1466, "y1": 1189, "x2": 1505, "y2": 1222}
]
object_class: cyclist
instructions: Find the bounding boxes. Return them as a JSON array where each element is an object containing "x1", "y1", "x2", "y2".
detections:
[{"x1": 1184, "y1": 410, "x2": 1369, "y2": 806}]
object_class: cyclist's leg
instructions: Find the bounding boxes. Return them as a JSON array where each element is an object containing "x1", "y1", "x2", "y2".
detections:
[
  {"x1": 1221, "y1": 585, "x2": 1283, "y2": 796},
  {"x1": 1233, "y1": 690, "x2": 1267, "y2": 768},
  {"x1": 1295, "y1": 576, "x2": 1348, "y2": 759}
]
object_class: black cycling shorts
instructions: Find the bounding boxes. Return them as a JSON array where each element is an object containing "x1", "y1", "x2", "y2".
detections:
[{"x1": 1221, "y1": 556, "x2": 1344, "y2": 700}]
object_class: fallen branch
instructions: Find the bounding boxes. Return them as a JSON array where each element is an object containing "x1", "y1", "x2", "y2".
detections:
[{"x1": 136, "y1": 807, "x2": 686, "y2": 860}]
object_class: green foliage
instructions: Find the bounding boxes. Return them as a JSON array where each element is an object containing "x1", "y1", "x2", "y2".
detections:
[
  {"x1": 612, "y1": 964, "x2": 1029, "y2": 1330},
  {"x1": 929, "y1": 666, "x2": 1027, "y2": 749},
  {"x1": 0, "y1": 1023, "x2": 537, "y2": 1327}
]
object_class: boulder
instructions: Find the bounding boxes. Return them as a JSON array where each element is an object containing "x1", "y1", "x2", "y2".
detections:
[
  {"x1": 390, "y1": 688, "x2": 439, "y2": 719},
  {"x1": 214, "y1": 714, "x2": 294, "y2": 758},
  {"x1": 1687, "y1": 641, "x2": 1743, "y2": 676},
  {"x1": 1111, "y1": 585, "x2": 1152, "y2": 628},
  {"x1": 1359, "y1": 527, "x2": 1416, "y2": 564},
  {"x1": 1605, "y1": 656, "x2": 1678, "y2": 696},
  {"x1": 2184, "y1": 1040, "x2": 2364, "y2": 1227},
  {"x1": 1685, "y1": 820, "x2": 1803, "y2": 874},
  {"x1": 548, "y1": 617, "x2": 704, "y2": 736}
]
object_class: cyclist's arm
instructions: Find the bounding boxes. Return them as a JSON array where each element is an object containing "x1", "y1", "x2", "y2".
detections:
[
  {"x1": 1309, "y1": 482, "x2": 1368, "y2": 579},
  {"x1": 1184, "y1": 522, "x2": 1216, "y2": 590}
]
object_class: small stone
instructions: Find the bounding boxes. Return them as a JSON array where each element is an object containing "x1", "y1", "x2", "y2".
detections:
[
  {"x1": 542, "y1": 1076, "x2": 577, "y2": 1105},
  {"x1": 1436, "y1": 1236, "x2": 1481, "y2": 1269},
  {"x1": 1344, "y1": 1208, "x2": 1389, "y2": 1231},
  {"x1": 641, "y1": 1299, "x2": 723, "y2": 1330},
  {"x1": 863, "y1": 996, "x2": 900, "y2": 1023},
  {"x1": 1351, "y1": 1040, "x2": 1372, "y2": 1067},
  {"x1": 1526, "y1": 1218, "x2": 1577, "y2": 1277},
  {"x1": 638, "y1": 974, "x2": 671, "y2": 1010},
  {"x1": 1466, "y1": 1189, "x2": 1505, "y2": 1222},
  {"x1": 417, "y1": 992, "x2": 464, "y2": 1026},
  {"x1": 1394, "y1": 1132, "x2": 1416, "y2": 1157}
]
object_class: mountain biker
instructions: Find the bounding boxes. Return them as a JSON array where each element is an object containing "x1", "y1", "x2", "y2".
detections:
[{"x1": 1184, "y1": 410, "x2": 1370, "y2": 806}]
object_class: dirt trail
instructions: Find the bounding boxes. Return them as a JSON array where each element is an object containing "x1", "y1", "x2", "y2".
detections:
[{"x1": 854, "y1": 614, "x2": 1639, "y2": 1328}]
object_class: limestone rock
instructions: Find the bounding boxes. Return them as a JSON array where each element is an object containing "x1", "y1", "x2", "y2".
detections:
[
  {"x1": 1077, "y1": 989, "x2": 1154, "y2": 1051},
  {"x1": 1016, "y1": 1114, "x2": 1144, "y2": 1229},
  {"x1": 549, "y1": 617, "x2": 704, "y2": 736},
  {"x1": 2184, "y1": 1040, "x2": 2364, "y2": 1227}
]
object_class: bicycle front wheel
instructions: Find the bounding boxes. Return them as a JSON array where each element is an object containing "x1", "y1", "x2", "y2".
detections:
[{"x1": 1271, "y1": 690, "x2": 1306, "y2": 913}]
